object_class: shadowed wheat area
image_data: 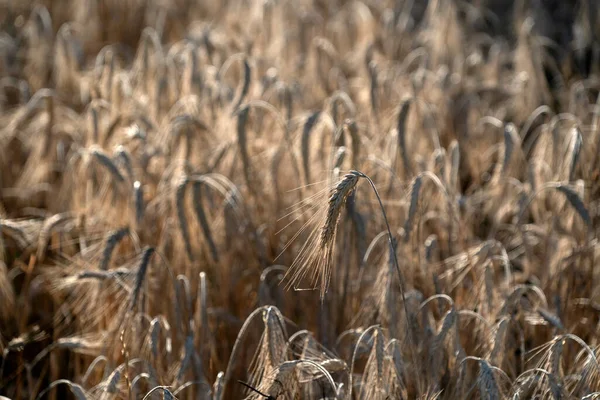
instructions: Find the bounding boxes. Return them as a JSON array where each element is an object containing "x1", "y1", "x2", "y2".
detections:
[{"x1": 2, "y1": 0, "x2": 600, "y2": 398}]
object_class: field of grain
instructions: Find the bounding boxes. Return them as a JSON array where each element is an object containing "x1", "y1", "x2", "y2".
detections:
[{"x1": 1, "y1": 0, "x2": 600, "y2": 399}]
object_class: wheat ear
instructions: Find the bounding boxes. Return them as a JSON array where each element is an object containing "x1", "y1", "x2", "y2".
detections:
[
  {"x1": 99, "y1": 227, "x2": 129, "y2": 270},
  {"x1": 129, "y1": 247, "x2": 154, "y2": 312},
  {"x1": 175, "y1": 177, "x2": 194, "y2": 262},
  {"x1": 320, "y1": 171, "x2": 361, "y2": 249},
  {"x1": 191, "y1": 182, "x2": 220, "y2": 263}
]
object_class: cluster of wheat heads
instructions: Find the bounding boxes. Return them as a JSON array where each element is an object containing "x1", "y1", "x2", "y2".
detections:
[{"x1": 2, "y1": 0, "x2": 600, "y2": 399}]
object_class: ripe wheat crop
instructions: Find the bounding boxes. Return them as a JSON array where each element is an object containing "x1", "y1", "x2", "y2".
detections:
[{"x1": 2, "y1": 0, "x2": 600, "y2": 399}]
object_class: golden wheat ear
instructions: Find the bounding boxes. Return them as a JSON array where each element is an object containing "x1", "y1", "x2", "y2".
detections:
[
  {"x1": 283, "y1": 170, "x2": 410, "y2": 302},
  {"x1": 319, "y1": 171, "x2": 362, "y2": 250},
  {"x1": 283, "y1": 171, "x2": 361, "y2": 299}
]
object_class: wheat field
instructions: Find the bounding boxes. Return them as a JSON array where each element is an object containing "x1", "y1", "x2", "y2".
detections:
[{"x1": 1, "y1": 0, "x2": 600, "y2": 399}]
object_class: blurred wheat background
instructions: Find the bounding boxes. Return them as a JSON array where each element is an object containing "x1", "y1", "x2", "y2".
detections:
[{"x1": 1, "y1": 0, "x2": 600, "y2": 399}]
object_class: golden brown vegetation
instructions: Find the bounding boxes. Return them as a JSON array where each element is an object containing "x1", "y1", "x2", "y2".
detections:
[{"x1": 1, "y1": 0, "x2": 600, "y2": 398}]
